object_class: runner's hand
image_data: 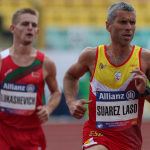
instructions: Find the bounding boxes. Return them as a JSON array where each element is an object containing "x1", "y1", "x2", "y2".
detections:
[
  {"x1": 37, "y1": 105, "x2": 50, "y2": 123},
  {"x1": 130, "y1": 67, "x2": 147, "y2": 94},
  {"x1": 67, "y1": 99, "x2": 92, "y2": 119}
]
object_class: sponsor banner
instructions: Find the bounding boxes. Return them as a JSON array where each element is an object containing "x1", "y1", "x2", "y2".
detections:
[
  {"x1": 1, "y1": 82, "x2": 37, "y2": 92},
  {"x1": 96, "y1": 90, "x2": 139, "y2": 102},
  {"x1": 0, "y1": 82, "x2": 37, "y2": 116},
  {"x1": 96, "y1": 90, "x2": 139, "y2": 129},
  {"x1": 96, "y1": 118, "x2": 137, "y2": 129},
  {"x1": 0, "y1": 106, "x2": 34, "y2": 116}
]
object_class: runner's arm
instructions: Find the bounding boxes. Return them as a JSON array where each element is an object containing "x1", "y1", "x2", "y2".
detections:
[
  {"x1": 63, "y1": 47, "x2": 95, "y2": 119},
  {"x1": 37, "y1": 55, "x2": 61, "y2": 123},
  {"x1": 132, "y1": 48, "x2": 150, "y2": 103}
]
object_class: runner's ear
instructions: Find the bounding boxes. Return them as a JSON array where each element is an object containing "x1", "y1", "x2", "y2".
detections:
[
  {"x1": 10, "y1": 24, "x2": 15, "y2": 34},
  {"x1": 36, "y1": 28, "x2": 40, "y2": 36},
  {"x1": 106, "y1": 21, "x2": 111, "y2": 32}
]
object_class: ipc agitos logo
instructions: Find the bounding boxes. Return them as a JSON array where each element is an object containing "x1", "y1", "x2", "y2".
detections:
[{"x1": 126, "y1": 90, "x2": 135, "y2": 100}]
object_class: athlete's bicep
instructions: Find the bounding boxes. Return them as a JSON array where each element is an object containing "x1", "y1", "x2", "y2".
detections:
[{"x1": 65, "y1": 47, "x2": 95, "y2": 80}]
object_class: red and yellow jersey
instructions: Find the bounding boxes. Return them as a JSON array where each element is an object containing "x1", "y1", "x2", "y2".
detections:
[
  {"x1": 0, "y1": 49, "x2": 46, "y2": 128},
  {"x1": 88, "y1": 45, "x2": 145, "y2": 146}
]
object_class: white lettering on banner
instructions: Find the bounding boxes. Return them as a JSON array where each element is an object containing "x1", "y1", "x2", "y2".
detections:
[
  {"x1": 99, "y1": 93, "x2": 124, "y2": 100},
  {"x1": 3, "y1": 83, "x2": 25, "y2": 91},
  {"x1": 98, "y1": 90, "x2": 136, "y2": 101}
]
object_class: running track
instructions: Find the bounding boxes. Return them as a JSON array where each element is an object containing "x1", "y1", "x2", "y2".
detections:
[{"x1": 42, "y1": 118, "x2": 150, "y2": 150}]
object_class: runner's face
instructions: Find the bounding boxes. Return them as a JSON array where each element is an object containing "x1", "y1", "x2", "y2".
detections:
[
  {"x1": 13, "y1": 13, "x2": 39, "y2": 45},
  {"x1": 108, "y1": 10, "x2": 136, "y2": 46}
]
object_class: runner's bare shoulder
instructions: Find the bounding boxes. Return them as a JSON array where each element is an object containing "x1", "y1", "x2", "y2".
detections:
[
  {"x1": 78, "y1": 47, "x2": 97, "y2": 64},
  {"x1": 140, "y1": 48, "x2": 150, "y2": 72},
  {"x1": 43, "y1": 55, "x2": 56, "y2": 78},
  {"x1": 141, "y1": 48, "x2": 150, "y2": 64}
]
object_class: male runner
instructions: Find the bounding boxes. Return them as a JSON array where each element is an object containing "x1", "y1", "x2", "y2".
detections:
[
  {"x1": 0, "y1": 8, "x2": 61, "y2": 150},
  {"x1": 63, "y1": 2, "x2": 150, "y2": 150}
]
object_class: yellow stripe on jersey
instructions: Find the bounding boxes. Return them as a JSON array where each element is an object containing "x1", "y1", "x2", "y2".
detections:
[{"x1": 94, "y1": 45, "x2": 141, "y2": 89}]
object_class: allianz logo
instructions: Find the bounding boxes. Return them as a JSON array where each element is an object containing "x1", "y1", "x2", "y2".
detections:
[
  {"x1": 98, "y1": 90, "x2": 135, "y2": 100},
  {"x1": 126, "y1": 90, "x2": 135, "y2": 100},
  {"x1": 2, "y1": 83, "x2": 35, "y2": 92},
  {"x1": 3, "y1": 83, "x2": 26, "y2": 91}
]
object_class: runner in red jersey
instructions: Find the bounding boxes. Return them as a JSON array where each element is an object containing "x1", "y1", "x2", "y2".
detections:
[
  {"x1": 63, "y1": 2, "x2": 150, "y2": 150},
  {"x1": 0, "y1": 8, "x2": 61, "y2": 150}
]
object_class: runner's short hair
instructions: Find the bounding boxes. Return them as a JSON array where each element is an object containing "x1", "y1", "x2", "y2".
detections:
[
  {"x1": 12, "y1": 8, "x2": 39, "y2": 25},
  {"x1": 107, "y1": 2, "x2": 136, "y2": 24}
]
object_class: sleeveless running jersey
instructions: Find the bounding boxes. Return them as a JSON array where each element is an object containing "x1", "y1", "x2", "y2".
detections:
[
  {"x1": 88, "y1": 45, "x2": 145, "y2": 148},
  {"x1": 0, "y1": 49, "x2": 46, "y2": 128}
]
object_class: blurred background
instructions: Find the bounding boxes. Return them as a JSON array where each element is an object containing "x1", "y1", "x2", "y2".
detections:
[{"x1": 0, "y1": 0, "x2": 150, "y2": 126}]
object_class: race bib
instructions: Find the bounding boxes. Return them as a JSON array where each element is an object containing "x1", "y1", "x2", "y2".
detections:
[
  {"x1": 0, "y1": 82, "x2": 37, "y2": 116},
  {"x1": 96, "y1": 90, "x2": 138, "y2": 129}
]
